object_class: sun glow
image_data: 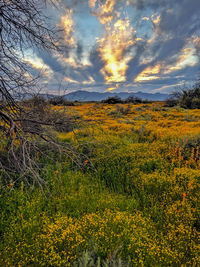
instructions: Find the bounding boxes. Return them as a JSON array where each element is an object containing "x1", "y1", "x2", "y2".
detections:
[
  {"x1": 98, "y1": 18, "x2": 134, "y2": 83},
  {"x1": 107, "y1": 83, "x2": 119, "y2": 91},
  {"x1": 89, "y1": 0, "x2": 135, "y2": 83},
  {"x1": 134, "y1": 64, "x2": 161, "y2": 82}
]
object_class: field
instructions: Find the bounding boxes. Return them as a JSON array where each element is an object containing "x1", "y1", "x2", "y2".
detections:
[{"x1": 0, "y1": 102, "x2": 200, "y2": 266}]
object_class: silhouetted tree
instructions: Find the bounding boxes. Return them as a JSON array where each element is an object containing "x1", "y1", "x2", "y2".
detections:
[
  {"x1": 102, "y1": 96, "x2": 123, "y2": 104},
  {"x1": 125, "y1": 96, "x2": 142, "y2": 104},
  {"x1": 165, "y1": 80, "x2": 200, "y2": 109},
  {"x1": 178, "y1": 81, "x2": 200, "y2": 109}
]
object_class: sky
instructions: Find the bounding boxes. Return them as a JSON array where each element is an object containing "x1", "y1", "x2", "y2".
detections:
[{"x1": 26, "y1": 0, "x2": 200, "y2": 94}]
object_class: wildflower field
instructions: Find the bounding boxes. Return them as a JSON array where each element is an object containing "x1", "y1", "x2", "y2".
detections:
[{"x1": 0, "y1": 102, "x2": 200, "y2": 266}]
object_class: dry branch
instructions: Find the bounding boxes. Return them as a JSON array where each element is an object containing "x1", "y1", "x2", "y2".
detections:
[{"x1": 0, "y1": 1, "x2": 87, "y2": 188}]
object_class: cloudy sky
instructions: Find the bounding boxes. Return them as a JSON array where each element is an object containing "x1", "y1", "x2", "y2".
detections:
[{"x1": 26, "y1": 0, "x2": 200, "y2": 94}]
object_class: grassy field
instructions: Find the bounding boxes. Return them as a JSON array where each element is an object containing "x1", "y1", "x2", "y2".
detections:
[{"x1": 0, "y1": 102, "x2": 200, "y2": 266}]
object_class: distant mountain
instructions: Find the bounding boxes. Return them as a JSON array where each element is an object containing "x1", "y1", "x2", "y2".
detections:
[
  {"x1": 63, "y1": 90, "x2": 169, "y2": 102},
  {"x1": 16, "y1": 90, "x2": 169, "y2": 101}
]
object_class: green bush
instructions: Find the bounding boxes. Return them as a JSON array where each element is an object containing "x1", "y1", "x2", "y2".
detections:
[{"x1": 167, "y1": 81, "x2": 200, "y2": 109}]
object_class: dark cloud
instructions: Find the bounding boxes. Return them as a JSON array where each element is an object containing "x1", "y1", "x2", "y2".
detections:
[
  {"x1": 126, "y1": 0, "x2": 200, "y2": 89},
  {"x1": 126, "y1": 40, "x2": 147, "y2": 81},
  {"x1": 157, "y1": 1, "x2": 200, "y2": 39},
  {"x1": 87, "y1": 47, "x2": 105, "y2": 83},
  {"x1": 153, "y1": 38, "x2": 186, "y2": 64},
  {"x1": 36, "y1": 50, "x2": 66, "y2": 75},
  {"x1": 76, "y1": 41, "x2": 83, "y2": 61}
]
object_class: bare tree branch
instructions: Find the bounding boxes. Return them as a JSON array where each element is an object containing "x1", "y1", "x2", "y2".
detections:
[{"x1": 0, "y1": 1, "x2": 88, "y2": 188}]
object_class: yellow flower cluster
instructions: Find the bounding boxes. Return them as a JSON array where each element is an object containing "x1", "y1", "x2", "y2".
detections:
[{"x1": 3, "y1": 208, "x2": 199, "y2": 266}]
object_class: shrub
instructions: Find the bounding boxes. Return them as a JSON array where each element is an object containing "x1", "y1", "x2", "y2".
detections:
[
  {"x1": 165, "y1": 96, "x2": 179, "y2": 107},
  {"x1": 102, "y1": 96, "x2": 123, "y2": 104},
  {"x1": 125, "y1": 96, "x2": 143, "y2": 104},
  {"x1": 108, "y1": 105, "x2": 132, "y2": 117},
  {"x1": 49, "y1": 96, "x2": 75, "y2": 106},
  {"x1": 166, "y1": 81, "x2": 200, "y2": 109}
]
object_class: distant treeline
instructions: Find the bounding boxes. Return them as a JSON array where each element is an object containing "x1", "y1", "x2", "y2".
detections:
[
  {"x1": 21, "y1": 95, "x2": 149, "y2": 106},
  {"x1": 101, "y1": 96, "x2": 149, "y2": 104}
]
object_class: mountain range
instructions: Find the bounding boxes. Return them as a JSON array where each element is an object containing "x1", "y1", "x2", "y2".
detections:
[
  {"x1": 61, "y1": 90, "x2": 169, "y2": 101},
  {"x1": 19, "y1": 90, "x2": 170, "y2": 102}
]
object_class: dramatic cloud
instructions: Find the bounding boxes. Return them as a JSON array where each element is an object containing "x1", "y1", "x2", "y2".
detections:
[
  {"x1": 98, "y1": 19, "x2": 135, "y2": 83},
  {"x1": 28, "y1": 0, "x2": 200, "y2": 93},
  {"x1": 60, "y1": 9, "x2": 75, "y2": 46}
]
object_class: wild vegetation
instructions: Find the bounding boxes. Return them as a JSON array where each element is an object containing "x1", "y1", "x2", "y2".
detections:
[
  {"x1": 1, "y1": 1, "x2": 199, "y2": 265},
  {"x1": 166, "y1": 81, "x2": 200, "y2": 109},
  {"x1": 0, "y1": 102, "x2": 200, "y2": 266},
  {"x1": 101, "y1": 96, "x2": 144, "y2": 104},
  {"x1": 0, "y1": 0, "x2": 71, "y2": 186}
]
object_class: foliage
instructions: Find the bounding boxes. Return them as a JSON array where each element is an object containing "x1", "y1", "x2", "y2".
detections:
[
  {"x1": 0, "y1": 102, "x2": 200, "y2": 265},
  {"x1": 49, "y1": 96, "x2": 75, "y2": 106},
  {"x1": 102, "y1": 96, "x2": 143, "y2": 104},
  {"x1": 102, "y1": 96, "x2": 123, "y2": 104},
  {"x1": 124, "y1": 96, "x2": 143, "y2": 104},
  {"x1": 166, "y1": 81, "x2": 200, "y2": 109}
]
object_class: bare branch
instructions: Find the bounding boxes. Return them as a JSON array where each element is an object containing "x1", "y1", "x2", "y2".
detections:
[{"x1": 0, "y1": 1, "x2": 87, "y2": 188}]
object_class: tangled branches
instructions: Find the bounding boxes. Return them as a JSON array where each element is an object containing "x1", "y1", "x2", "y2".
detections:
[
  {"x1": 0, "y1": 1, "x2": 86, "y2": 188},
  {"x1": 0, "y1": 95, "x2": 85, "y2": 188}
]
